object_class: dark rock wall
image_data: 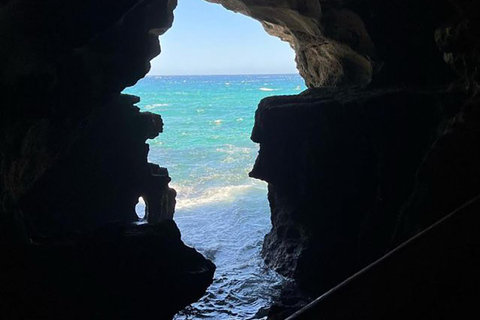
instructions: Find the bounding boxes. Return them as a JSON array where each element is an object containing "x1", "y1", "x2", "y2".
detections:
[
  {"x1": 205, "y1": 0, "x2": 480, "y2": 298},
  {"x1": 207, "y1": 0, "x2": 459, "y2": 88},
  {"x1": 251, "y1": 87, "x2": 463, "y2": 294},
  {"x1": 206, "y1": 0, "x2": 374, "y2": 87},
  {"x1": 1, "y1": 0, "x2": 479, "y2": 317},
  {"x1": 286, "y1": 194, "x2": 480, "y2": 320},
  {"x1": 0, "y1": 0, "x2": 176, "y2": 241},
  {"x1": 2, "y1": 221, "x2": 215, "y2": 320},
  {"x1": 393, "y1": 0, "x2": 480, "y2": 243},
  {"x1": 0, "y1": 0, "x2": 214, "y2": 318}
]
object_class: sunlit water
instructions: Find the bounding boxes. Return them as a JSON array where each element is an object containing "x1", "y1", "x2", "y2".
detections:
[{"x1": 124, "y1": 74, "x2": 306, "y2": 319}]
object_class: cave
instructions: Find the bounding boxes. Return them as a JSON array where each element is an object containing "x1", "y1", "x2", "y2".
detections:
[
  {"x1": 123, "y1": 2, "x2": 304, "y2": 317},
  {"x1": 1, "y1": 0, "x2": 480, "y2": 320}
]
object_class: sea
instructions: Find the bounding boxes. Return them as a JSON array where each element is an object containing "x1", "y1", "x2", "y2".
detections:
[{"x1": 123, "y1": 74, "x2": 306, "y2": 319}]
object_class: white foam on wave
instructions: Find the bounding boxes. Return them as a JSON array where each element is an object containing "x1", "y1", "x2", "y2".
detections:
[
  {"x1": 259, "y1": 87, "x2": 277, "y2": 92},
  {"x1": 222, "y1": 156, "x2": 235, "y2": 163},
  {"x1": 145, "y1": 103, "x2": 169, "y2": 109},
  {"x1": 174, "y1": 184, "x2": 253, "y2": 210},
  {"x1": 216, "y1": 145, "x2": 252, "y2": 155}
]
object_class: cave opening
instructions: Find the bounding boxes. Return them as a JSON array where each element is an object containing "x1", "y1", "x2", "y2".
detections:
[
  {"x1": 4, "y1": 0, "x2": 478, "y2": 319},
  {"x1": 4, "y1": 0, "x2": 479, "y2": 319},
  {"x1": 135, "y1": 196, "x2": 147, "y2": 220},
  {"x1": 124, "y1": 0, "x2": 305, "y2": 318}
]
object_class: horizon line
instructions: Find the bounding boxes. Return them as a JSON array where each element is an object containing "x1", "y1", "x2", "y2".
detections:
[{"x1": 146, "y1": 72, "x2": 301, "y2": 77}]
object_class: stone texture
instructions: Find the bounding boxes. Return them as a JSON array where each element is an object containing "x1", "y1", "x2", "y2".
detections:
[
  {"x1": 393, "y1": 96, "x2": 480, "y2": 245},
  {"x1": 206, "y1": 0, "x2": 375, "y2": 87},
  {"x1": 250, "y1": 86, "x2": 463, "y2": 294},
  {"x1": 206, "y1": 0, "x2": 457, "y2": 88},
  {"x1": 435, "y1": 0, "x2": 480, "y2": 92},
  {"x1": 0, "y1": 1, "x2": 214, "y2": 318},
  {"x1": 286, "y1": 194, "x2": 480, "y2": 320},
  {"x1": 392, "y1": 0, "x2": 480, "y2": 244},
  {"x1": 1, "y1": 221, "x2": 215, "y2": 320},
  {"x1": 1, "y1": 0, "x2": 480, "y2": 318},
  {"x1": 0, "y1": 0, "x2": 178, "y2": 242},
  {"x1": 241, "y1": 0, "x2": 480, "y2": 304}
]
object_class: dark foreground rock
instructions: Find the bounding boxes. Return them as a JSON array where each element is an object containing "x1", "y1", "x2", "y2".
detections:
[
  {"x1": 250, "y1": 86, "x2": 464, "y2": 295},
  {"x1": 243, "y1": 0, "x2": 480, "y2": 305},
  {"x1": 0, "y1": 1, "x2": 214, "y2": 319},
  {"x1": 1, "y1": 221, "x2": 215, "y2": 320},
  {"x1": 265, "y1": 281, "x2": 314, "y2": 320},
  {"x1": 286, "y1": 194, "x2": 480, "y2": 320},
  {"x1": 1, "y1": 0, "x2": 480, "y2": 317}
]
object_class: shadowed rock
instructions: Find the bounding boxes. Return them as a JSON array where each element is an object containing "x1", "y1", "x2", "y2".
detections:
[{"x1": 0, "y1": 1, "x2": 214, "y2": 319}]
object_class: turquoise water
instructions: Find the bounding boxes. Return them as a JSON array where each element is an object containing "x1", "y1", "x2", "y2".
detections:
[{"x1": 124, "y1": 74, "x2": 306, "y2": 319}]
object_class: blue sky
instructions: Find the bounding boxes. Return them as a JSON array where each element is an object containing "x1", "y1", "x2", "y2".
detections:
[{"x1": 149, "y1": 0, "x2": 298, "y2": 75}]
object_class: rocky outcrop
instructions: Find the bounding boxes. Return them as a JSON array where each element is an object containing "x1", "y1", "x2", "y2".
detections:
[
  {"x1": 207, "y1": 0, "x2": 456, "y2": 88},
  {"x1": 242, "y1": 0, "x2": 480, "y2": 302},
  {"x1": 287, "y1": 194, "x2": 480, "y2": 320},
  {"x1": 0, "y1": 0, "x2": 214, "y2": 318},
  {"x1": 2, "y1": 221, "x2": 215, "y2": 320},
  {"x1": 206, "y1": 0, "x2": 374, "y2": 87},
  {"x1": 392, "y1": 0, "x2": 480, "y2": 244},
  {"x1": 250, "y1": 86, "x2": 463, "y2": 294},
  {"x1": 0, "y1": 0, "x2": 175, "y2": 242}
]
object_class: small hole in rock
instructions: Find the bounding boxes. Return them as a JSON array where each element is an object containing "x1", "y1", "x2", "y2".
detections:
[{"x1": 135, "y1": 196, "x2": 146, "y2": 220}]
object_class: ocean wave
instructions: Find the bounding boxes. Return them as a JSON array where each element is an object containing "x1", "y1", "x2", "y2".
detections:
[
  {"x1": 145, "y1": 103, "x2": 169, "y2": 109},
  {"x1": 175, "y1": 184, "x2": 253, "y2": 210},
  {"x1": 259, "y1": 87, "x2": 278, "y2": 92},
  {"x1": 216, "y1": 145, "x2": 252, "y2": 155},
  {"x1": 222, "y1": 156, "x2": 235, "y2": 164},
  {"x1": 170, "y1": 184, "x2": 195, "y2": 196}
]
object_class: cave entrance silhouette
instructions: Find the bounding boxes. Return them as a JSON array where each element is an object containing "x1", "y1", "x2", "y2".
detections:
[{"x1": 126, "y1": 0, "x2": 305, "y2": 319}]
